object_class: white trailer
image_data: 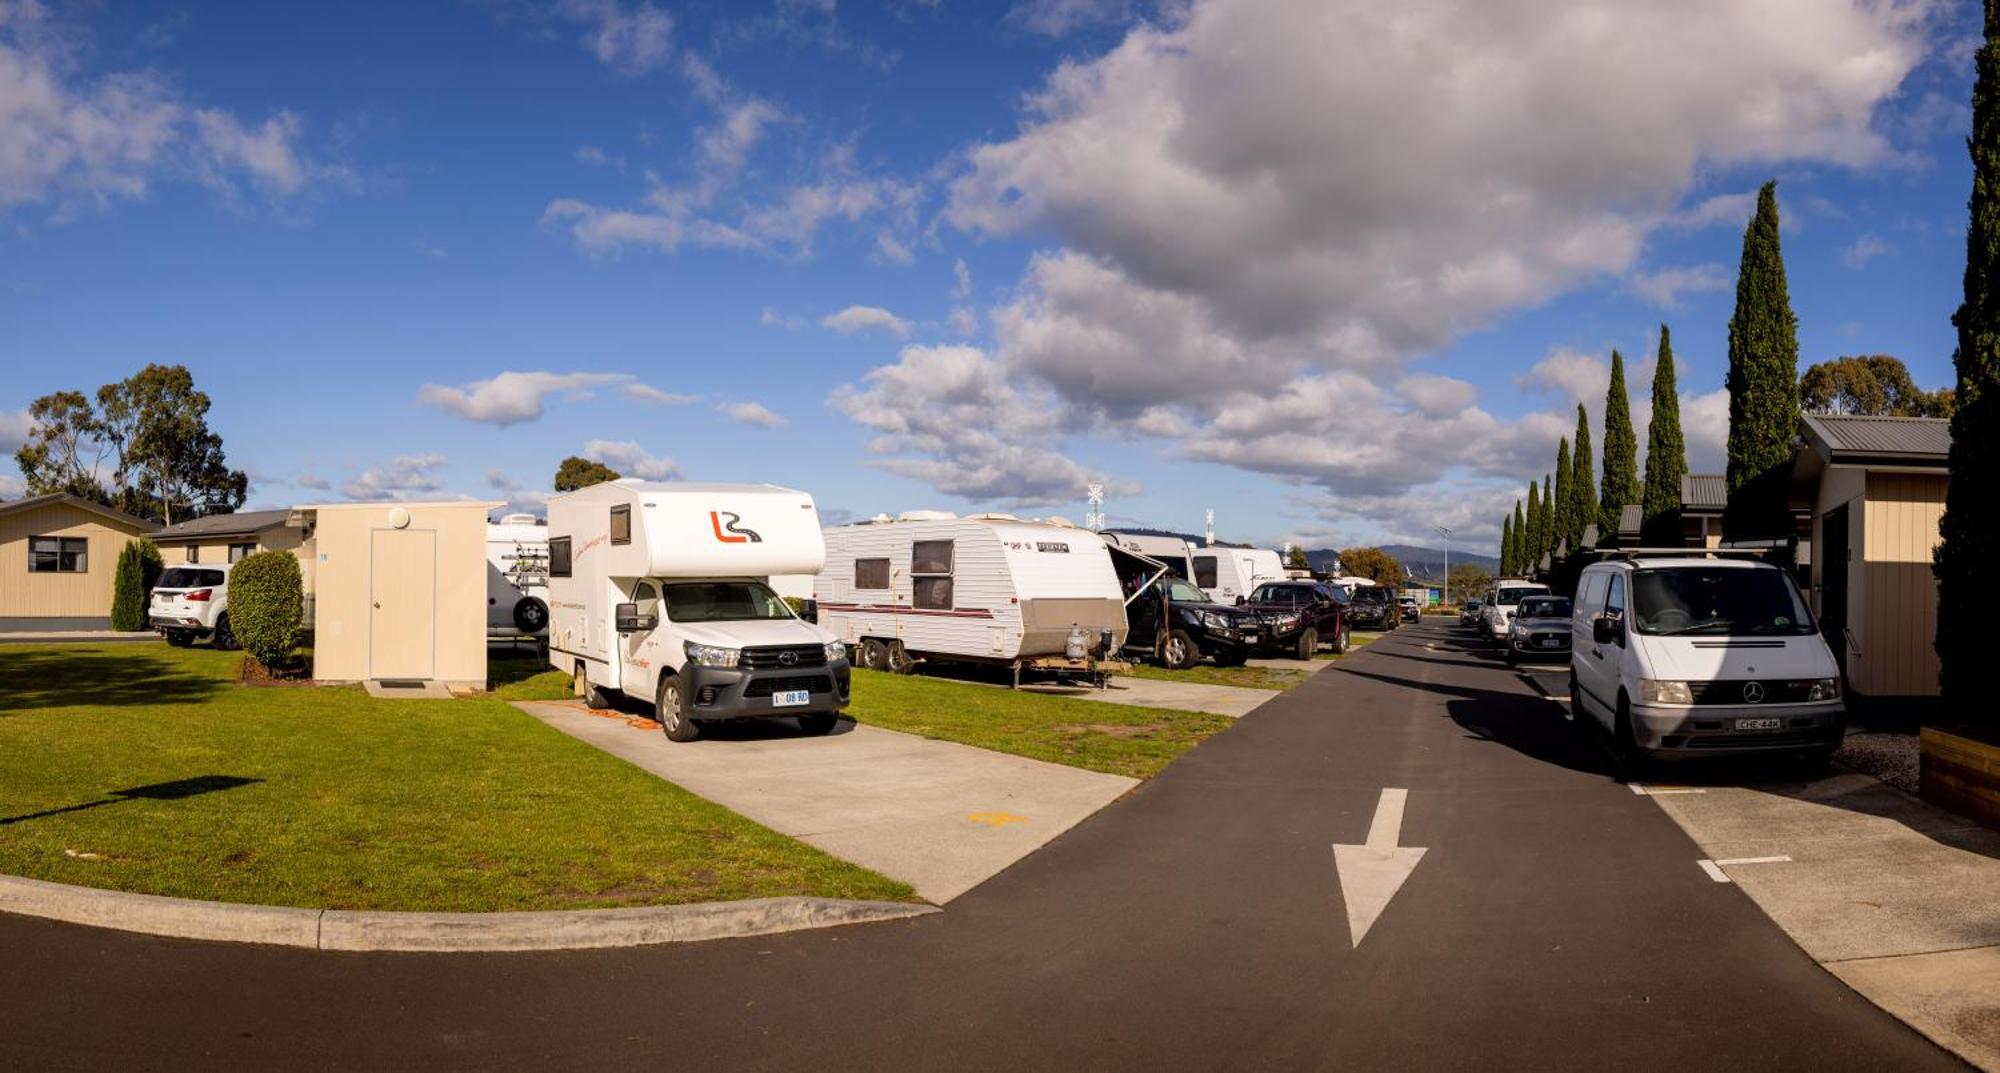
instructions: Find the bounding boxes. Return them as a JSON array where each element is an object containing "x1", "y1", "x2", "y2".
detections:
[
  {"x1": 1190, "y1": 545, "x2": 1286, "y2": 604},
  {"x1": 487, "y1": 513, "x2": 550, "y2": 638},
  {"x1": 814, "y1": 513, "x2": 1129, "y2": 683},
  {"x1": 546, "y1": 480, "x2": 849, "y2": 742}
]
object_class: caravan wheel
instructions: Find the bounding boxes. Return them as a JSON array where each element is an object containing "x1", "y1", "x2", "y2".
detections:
[
  {"x1": 858, "y1": 638, "x2": 890, "y2": 671},
  {"x1": 886, "y1": 640, "x2": 916, "y2": 675}
]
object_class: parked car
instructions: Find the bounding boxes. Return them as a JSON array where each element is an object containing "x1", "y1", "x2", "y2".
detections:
[
  {"x1": 1243, "y1": 580, "x2": 1350, "y2": 660},
  {"x1": 1570, "y1": 555, "x2": 1844, "y2": 764},
  {"x1": 1398, "y1": 595, "x2": 1421, "y2": 622},
  {"x1": 1345, "y1": 585, "x2": 1399, "y2": 631},
  {"x1": 1460, "y1": 599, "x2": 1484, "y2": 627},
  {"x1": 1504, "y1": 595, "x2": 1573, "y2": 664},
  {"x1": 1480, "y1": 580, "x2": 1550, "y2": 646},
  {"x1": 1125, "y1": 576, "x2": 1264, "y2": 669},
  {"x1": 150, "y1": 564, "x2": 237, "y2": 649}
]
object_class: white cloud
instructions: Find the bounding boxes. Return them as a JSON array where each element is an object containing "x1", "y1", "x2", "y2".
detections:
[
  {"x1": 622, "y1": 381, "x2": 697, "y2": 405},
  {"x1": 416, "y1": 371, "x2": 624, "y2": 426},
  {"x1": 1396, "y1": 374, "x2": 1479, "y2": 418},
  {"x1": 190, "y1": 109, "x2": 311, "y2": 195},
  {"x1": 486, "y1": 469, "x2": 551, "y2": 513},
  {"x1": 1010, "y1": 0, "x2": 1128, "y2": 35},
  {"x1": 951, "y1": 257, "x2": 972, "y2": 298},
  {"x1": 759, "y1": 306, "x2": 805, "y2": 329},
  {"x1": 721, "y1": 400, "x2": 786, "y2": 429},
  {"x1": 947, "y1": 306, "x2": 978, "y2": 336},
  {"x1": 583, "y1": 438, "x2": 679, "y2": 480},
  {"x1": 1522, "y1": 346, "x2": 1614, "y2": 405},
  {"x1": 823, "y1": 304, "x2": 912, "y2": 337},
  {"x1": 875, "y1": 229, "x2": 914, "y2": 264},
  {"x1": 342, "y1": 454, "x2": 449, "y2": 500},
  {"x1": 1666, "y1": 192, "x2": 1757, "y2": 231},
  {"x1": 575, "y1": 144, "x2": 623, "y2": 169},
  {"x1": 0, "y1": 407, "x2": 31, "y2": 453},
  {"x1": 557, "y1": 0, "x2": 674, "y2": 73},
  {"x1": 0, "y1": 472, "x2": 23, "y2": 498},
  {"x1": 698, "y1": 97, "x2": 783, "y2": 173},
  {"x1": 1841, "y1": 233, "x2": 1892, "y2": 269},
  {"x1": 295, "y1": 473, "x2": 331, "y2": 491},
  {"x1": 539, "y1": 199, "x2": 683, "y2": 254},
  {"x1": 1626, "y1": 263, "x2": 1731, "y2": 308}
]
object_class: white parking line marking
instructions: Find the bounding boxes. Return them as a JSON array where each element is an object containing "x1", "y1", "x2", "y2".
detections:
[
  {"x1": 1699, "y1": 859, "x2": 1729, "y2": 882},
  {"x1": 1630, "y1": 784, "x2": 1708, "y2": 796},
  {"x1": 1698, "y1": 856, "x2": 1792, "y2": 883}
]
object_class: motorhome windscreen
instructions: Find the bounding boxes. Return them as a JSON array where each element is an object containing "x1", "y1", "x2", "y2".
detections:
[
  {"x1": 659, "y1": 582, "x2": 793, "y2": 622},
  {"x1": 1631, "y1": 568, "x2": 1815, "y2": 637}
]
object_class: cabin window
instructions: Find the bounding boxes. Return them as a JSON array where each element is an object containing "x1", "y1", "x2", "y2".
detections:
[
  {"x1": 228, "y1": 543, "x2": 255, "y2": 562},
  {"x1": 609, "y1": 505, "x2": 632, "y2": 545},
  {"x1": 1193, "y1": 555, "x2": 1218, "y2": 589},
  {"x1": 186, "y1": 545, "x2": 200, "y2": 564},
  {"x1": 911, "y1": 540, "x2": 954, "y2": 610},
  {"x1": 854, "y1": 558, "x2": 890, "y2": 590},
  {"x1": 548, "y1": 536, "x2": 573, "y2": 578},
  {"x1": 28, "y1": 536, "x2": 88, "y2": 573}
]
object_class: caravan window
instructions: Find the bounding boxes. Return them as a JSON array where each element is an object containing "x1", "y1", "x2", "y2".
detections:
[
  {"x1": 609, "y1": 505, "x2": 631, "y2": 545},
  {"x1": 911, "y1": 540, "x2": 954, "y2": 610},
  {"x1": 1193, "y1": 555, "x2": 1218, "y2": 588},
  {"x1": 548, "y1": 536, "x2": 572, "y2": 578},
  {"x1": 854, "y1": 558, "x2": 890, "y2": 590}
]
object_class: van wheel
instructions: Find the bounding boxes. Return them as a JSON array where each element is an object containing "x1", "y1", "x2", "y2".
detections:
[
  {"x1": 1161, "y1": 630, "x2": 1198, "y2": 670},
  {"x1": 858, "y1": 638, "x2": 889, "y2": 671},
  {"x1": 211, "y1": 614, "x2": 237, "y2": 651},
  {"x1": 657, "y1": 677, "x2": 700, "y2": 742},
  {"x1": 1296, "y1": 628, "x2": 1318, "y2": 661},
  {"x1": 574, "y1": 663, "x2": 612, "y2": 709},
  {"x1": 885, "y1": 641, "x2": 916, "y2": 675},
  {"x1": 798, "y1": 712, "x2": 839, "y2": 735},
  {"x1": 512, "y1": 597, "x2": 548, "y2": 634}
]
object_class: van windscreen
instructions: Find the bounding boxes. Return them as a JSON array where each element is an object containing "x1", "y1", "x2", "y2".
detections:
[{"x1": 1631, "y1": 568, "x2": 1814, "y2": 636}]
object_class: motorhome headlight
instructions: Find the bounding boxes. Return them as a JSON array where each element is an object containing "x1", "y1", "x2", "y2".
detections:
[
  {"x1": 684, "y1": 641, "x2": 741, "y2": 668},
  {"x1": 823, "y1": 639, "x2": 849, "y2": 664},
  {"x1": 1806, "y1": 677, "x2": 1841, "y2": 702},
  {"x1": 1639, "y1": 679, "x2": 1695, "y2": 705}
]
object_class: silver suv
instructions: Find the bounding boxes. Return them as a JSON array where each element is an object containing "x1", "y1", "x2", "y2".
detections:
[{"x1": 150, "y1": 564, "x2": 237, "y2": 649}]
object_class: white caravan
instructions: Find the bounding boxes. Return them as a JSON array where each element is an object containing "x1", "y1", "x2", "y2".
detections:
[
  {"x1": 815, "y1": 513, "x2": 1128, "y2": 681},
  {"x1": 487, "y1": 513, "x2": 550, "y2": 637},
  {"x1": 545, "y1": 480, "x2": 849, "y2": 742},
  {"x1": 1100, "y1": 531, "x2": 1194, "y2": 581},
  {"x1": 1190, "y1": 545, "x2": 1286, "y2": 604}
]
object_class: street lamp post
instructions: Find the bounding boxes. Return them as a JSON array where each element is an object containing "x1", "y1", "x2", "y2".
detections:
[{"x1": 1434, "y1": 525, "x2": 1452, "y2": 609}]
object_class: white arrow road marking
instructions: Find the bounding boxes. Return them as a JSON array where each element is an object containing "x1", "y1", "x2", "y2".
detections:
[
  {"x1": 1698, "y1": 855, "x2": 1792, "y2": 882},
  {"x1": 1333, "y1": 788, "x2": 1428, "y2": 948}
]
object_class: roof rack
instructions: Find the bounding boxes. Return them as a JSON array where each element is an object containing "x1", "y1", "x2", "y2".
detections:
[{"x1": 1582, "y1": 546, "x2": 1773, "y2": 560}]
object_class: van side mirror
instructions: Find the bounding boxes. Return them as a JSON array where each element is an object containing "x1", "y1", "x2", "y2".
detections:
[
  {"x1": 616, "y1": 602, "x2": 658, "y2": 633},
  {"x1": 1592, "y1": 613, "x2": 1623, "y2": 646}
]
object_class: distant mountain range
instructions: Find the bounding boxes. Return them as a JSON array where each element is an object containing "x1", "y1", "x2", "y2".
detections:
[{"x1": 1302, "y1": 544, "x2": 1500, "y2": 582}]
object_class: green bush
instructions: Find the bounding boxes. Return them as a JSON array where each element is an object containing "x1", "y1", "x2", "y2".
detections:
[
  {"x1": 229, "y1": 549, "x2": 303, "y2": 670},
  {"x1": 109, "y1": 538, "x2": 163, "y2": 632}
]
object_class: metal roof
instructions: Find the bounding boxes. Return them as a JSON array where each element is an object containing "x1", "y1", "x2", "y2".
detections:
[
  {"x1": 0, "y1": 492, "x2": 157, "y2": 531},
  {"x1": 1679, "y1": 474, "x2": 1728, "y2": 512},
  {"x1": 153, "y1": 508, "x2": 295, "y2": 542},
  {"x1": 1617, "y1": 504, "x2": 1642, "y2": 536},
  {"x1": 1800, "y1": 412, "x2": 1950, "y2": 464}
]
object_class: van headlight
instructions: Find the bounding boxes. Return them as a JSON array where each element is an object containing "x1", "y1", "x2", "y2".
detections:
[
  {"x1": 1806, "y1": 677, "x2": 1841, "y2": 702},
  {"x1": 684, "y1": 641, "x2": 740, "y2": 668},
  {"x1": 824, "y1": 639, "x2": 848, "y2": 664},
  {"x1": 1639, "y1": 679, "x2": 1694, "y2": 705}
]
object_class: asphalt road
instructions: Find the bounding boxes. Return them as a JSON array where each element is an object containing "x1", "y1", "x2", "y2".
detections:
[{"x1": 0, "y1": 622, "x2": 1964, "y2": 1071}]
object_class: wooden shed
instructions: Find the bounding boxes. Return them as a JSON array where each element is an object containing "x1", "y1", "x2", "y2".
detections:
[{"x1": 0, "y1": 494, "x2": 158, "y2": 631}]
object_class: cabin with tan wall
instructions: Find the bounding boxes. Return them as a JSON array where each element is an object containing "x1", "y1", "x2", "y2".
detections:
[
  {"x1": 0, "y1": 494, "x2": 159, "y2": 631},
  {"x1": 152, "y1": 509, "x2": 316, "y2": 599}
]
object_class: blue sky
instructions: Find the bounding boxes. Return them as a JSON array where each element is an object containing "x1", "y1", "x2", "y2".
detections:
[{"x1": 0, "y1": 0, "x2": 1981, "y2": 554}]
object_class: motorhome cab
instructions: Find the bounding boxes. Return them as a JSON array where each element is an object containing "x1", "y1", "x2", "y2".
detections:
[
  {"x1": 815, "y1": 512, "x2": 1128, "y2": 681},
  {"x1": 1570, "y1": 554, "x2": 1844, "y2": 762},
  {"x1": 1189, "y1": 545, "x2": 1285, "y2": 604},
  {"x1": 546, "y1": 481, "x2": 850, "y2": 742},
  {"x1": 1481, "y1": 578, "x2": 1550, "y2": 644},
  {"x1": 486, "y1": 513, "x2": 550, "y2": 638}
]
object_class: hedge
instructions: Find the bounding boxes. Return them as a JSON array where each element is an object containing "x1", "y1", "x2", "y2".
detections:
[
  {"x1": 109, "y1": 538, "x2": 163, "y2": 632},
  {"x1": 229, "y1": 549, "x2": 304, "y2": 670}
]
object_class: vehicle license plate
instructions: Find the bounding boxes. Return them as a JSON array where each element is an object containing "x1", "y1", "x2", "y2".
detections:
[
  {"x1": 1538, "y1": 638, "x2": 1562, "y2": 648},
  {"x1": 1241, "y1": 632, "x2": 1259, "y2": 645},
  {"x1": 773, "y1": 690, "x2": 811, "y2": 707},
  {"x1": 1735, "y1": 717, "x2": 1781, "y2": 731}
]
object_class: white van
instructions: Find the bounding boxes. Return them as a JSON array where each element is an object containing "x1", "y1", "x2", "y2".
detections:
[
  {"x1": 1480, "y1": 578, "x2": 1550, "y2": 644},
  {"x1": 546, "y1": 480, "x2": 850, "y2": 742},
  {"x1": 1190, "y1": 546, "x2": 1285, "y2": 605},
  {"x1": 1570, "y1": 555, "x2": 1844, "y2": 762}
]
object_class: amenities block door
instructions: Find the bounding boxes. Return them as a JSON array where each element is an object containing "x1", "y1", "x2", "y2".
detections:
[{"x1": 370, "y1": 529, "x2": 437, "y2": 680}]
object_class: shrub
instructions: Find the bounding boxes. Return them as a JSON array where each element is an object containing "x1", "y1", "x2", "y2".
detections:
[
  {"x1": 229, "y1": 549, "x2": 304, "y2": 671},
  {"x1": 109, "y1": 538, "x2": 163, "y2": 631}
]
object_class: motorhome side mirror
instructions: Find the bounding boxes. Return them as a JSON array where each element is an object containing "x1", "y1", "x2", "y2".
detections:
[
  {"x1": 1592, "y1": 613, "x2": 1622, "y2": 646},
  {"x1": 796, "y1": 599, "x2": 819, "y2": 624},
  {"x1": 615, "y1": 603, "x2": 657, "y2": 633}
]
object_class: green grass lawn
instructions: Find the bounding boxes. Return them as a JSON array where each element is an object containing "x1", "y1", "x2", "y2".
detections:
[
  {"x1": 1119, "y1": 662, "x2": 1309, "y2": 691},
  {"x1": 845, "y1": 669, "x2": 1233, "y2": 780},
  {"x1": 0, "y1": 644, "x2": 913, "y2": 911}
]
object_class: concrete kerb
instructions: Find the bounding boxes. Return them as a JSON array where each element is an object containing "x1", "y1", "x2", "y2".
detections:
[{"x1": 0, "y1": 873, "x2": 937, "y2": 953}]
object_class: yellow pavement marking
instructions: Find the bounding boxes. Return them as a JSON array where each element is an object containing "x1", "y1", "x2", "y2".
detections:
[{"x1": 967, "y1": 811, "x2": 1029, "y2": 827}]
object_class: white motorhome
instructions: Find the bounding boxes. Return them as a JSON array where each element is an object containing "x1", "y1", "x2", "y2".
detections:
[
  {"x1": 815, "y1": 512, "x2": 1128, "y2": 680},
  {"x1": 487, "y1": 513, "x2": 550, "y2": 637},
  {"x1": 545, "y1": 481, "x2": 849, "y2": 742},
  {"x1": 1100, "y1": 531, "x2": 1194, "y2": 581},
  {"x1": 1190, "y1": 545, "x2": 1286, "y2": 604}
]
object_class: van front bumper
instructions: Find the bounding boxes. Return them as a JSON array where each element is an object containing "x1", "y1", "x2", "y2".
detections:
[
  {"x1": 1630, "y1": 701, "x2": 1845, "y2": 757},
  {"x1": 684, "y1": 660, "x2": 851, "y2": 720}
]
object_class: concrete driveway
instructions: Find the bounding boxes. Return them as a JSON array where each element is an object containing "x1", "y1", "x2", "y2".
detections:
[
  {"x1": 513, "y1": 700, "x2": 1136, "y2": 904},
  {"x1": 1014, "y1": 675, "x2": 1274, "y2": 718}
]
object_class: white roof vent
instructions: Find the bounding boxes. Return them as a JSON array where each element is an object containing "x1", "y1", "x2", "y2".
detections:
[
  {"x1": 967, "y1": 512, "x2": 1021, "y2": 522},
  {"x1": 896, "y1": 510, "x2": 959, "y2": 522},
  {"x1": 498, "y1": 513, "x2": 543, "y2": 526}
]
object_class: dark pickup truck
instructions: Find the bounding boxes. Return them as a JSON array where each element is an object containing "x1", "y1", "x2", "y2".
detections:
[
  {"x1": 1345, "y1": 585, "x2": 1400, "y2": 631},
  {"x1": 1125, "y1": 576, "x2": 1265, "y2": 669},
  {"x1": 1241, "y1": 580, "x2": 1350, "y2": 660}
]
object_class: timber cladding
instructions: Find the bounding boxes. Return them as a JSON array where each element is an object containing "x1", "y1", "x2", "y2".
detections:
[
  {"x1": 0, "y1": 500, "x2": 155, "y2": 623},
  {"x1": 1919, "y1": 727, "x2": 2000, "y2": 831}
]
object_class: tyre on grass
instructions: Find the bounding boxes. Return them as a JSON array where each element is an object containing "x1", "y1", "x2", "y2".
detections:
[{"x1": 1161, "y1": 629, "x2": 1198, "y2": 670}]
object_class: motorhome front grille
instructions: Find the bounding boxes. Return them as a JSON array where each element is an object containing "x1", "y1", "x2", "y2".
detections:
[
  {"x1": 1685, "y1": 680, "x2": 1817, "y2": 705},
  {"x1": 743, "y1": 674, "x2": 832, "y2": 698},
  {"x1": 740, "y1": 645, "x2": 829, "y2": 670}
]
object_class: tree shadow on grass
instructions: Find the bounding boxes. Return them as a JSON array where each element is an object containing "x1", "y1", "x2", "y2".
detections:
[
  {"x1": 0, "y1": 649, "x2": 222, "y2": 713},
  {"x1": 1, "y1": 775, "x2": 261, "y2": 825}
]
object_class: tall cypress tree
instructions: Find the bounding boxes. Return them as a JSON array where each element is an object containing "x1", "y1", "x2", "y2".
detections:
[
  {"x1": 1553, "y1": 437, "x2": 1573, "y2": 554},
  {"x1": 1573, "y1": 403, "x2": 1596, "y2": 548},
  {"x1": 1937, "y1": 0, "x2": 2000, "y2": 713},
  {"x1": 1724, "y1": 180, "x2": 1802, "y2": 540},
  {"x1": 1500, "y1": 512, "x2": 1515, "y2": 576},
  {"x1": 1512, "y1": 500, "x2": 1527, "y2": 575},
  {"x1": 1600, "y1": 349, "x2": 1639, "y2": 536},
  {"x1": 1642, "y1": 326, "x2": 1688, "y2": 544},
  {"x1": 1524, "y1": 480, "x2": 1542, "y2": 567},
  {"x1": 1539, "y1": 474, "x2": 1555, "y2": 563}
]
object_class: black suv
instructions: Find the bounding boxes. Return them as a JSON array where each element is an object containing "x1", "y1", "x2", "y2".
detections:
[
  {"x1": 1125, "y1": 576, "x2": 1263, "y2": 669},
  {"x1": 1243, "y1": 581, "x2": 1350, "y2": 660},
  {"x1": 1345, "y1": 585, "x2": 1399, "y2": 631}
]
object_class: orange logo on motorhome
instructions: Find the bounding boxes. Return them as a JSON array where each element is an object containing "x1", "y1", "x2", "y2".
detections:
[{"x1": 710, "y1": 511, "x2": 763, "y2": 544}]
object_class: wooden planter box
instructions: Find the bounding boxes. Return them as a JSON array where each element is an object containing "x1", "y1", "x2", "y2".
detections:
[{"x1": 1920, "y1": 726, "x2": 2000, "y2": 829}]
